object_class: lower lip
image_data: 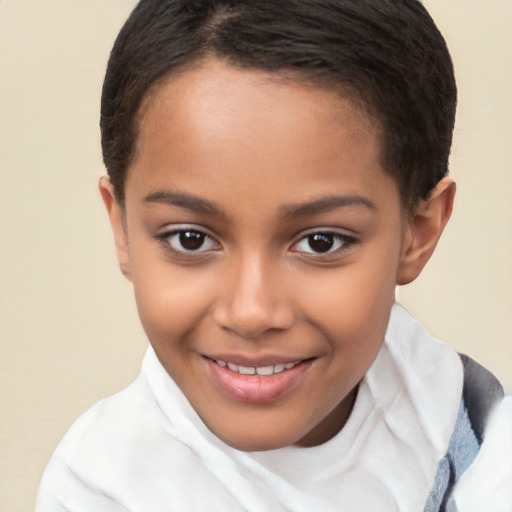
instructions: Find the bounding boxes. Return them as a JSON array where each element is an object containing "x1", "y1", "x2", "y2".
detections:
[{"x1": 206, "y1": 358, "x2": 312, "y2": 403}]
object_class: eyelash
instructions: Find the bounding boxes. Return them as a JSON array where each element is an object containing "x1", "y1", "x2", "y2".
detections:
[
  {"x1": 155, "y1": 226, "x2": 356, "y2": 260},
  {"x1": 290, "y1": 230, "x2": 356, "y2": 259},
  {"x1": 155, "y1": 226, "x2": 220, "y2": 256}
]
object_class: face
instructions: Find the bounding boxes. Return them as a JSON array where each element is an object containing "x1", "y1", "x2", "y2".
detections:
[{"x1": 106, "y1": 60, "x2": 409, "y2": 451}]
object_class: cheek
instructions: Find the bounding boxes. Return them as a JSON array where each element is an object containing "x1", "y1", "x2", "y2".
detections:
[
  {"x1": 293, "y1": 256, "x2": 397, "y2": 379},
  {"x1": 297, "y1": 262, "x2": 396, "y2": 333},
  {"x1": 130, "y1": 258, "x2": 217, "y2": 342}
]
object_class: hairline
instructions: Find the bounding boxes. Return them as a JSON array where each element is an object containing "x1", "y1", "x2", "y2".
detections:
[{"x1": 124, "y1": 55, "x2": 397, "y2": 209}]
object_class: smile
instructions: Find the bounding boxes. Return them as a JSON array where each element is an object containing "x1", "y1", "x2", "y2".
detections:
[
  {"x1": 206, "y1": 357, "x2": 313, "y2": 403},
  {"x1": 215, "y1": 359, "x2": 300, "y2": 376}
]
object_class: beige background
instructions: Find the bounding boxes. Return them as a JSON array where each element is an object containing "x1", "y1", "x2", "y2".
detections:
[{"x1": 0, "y1": 1, "x2": 510, "y2": 510}]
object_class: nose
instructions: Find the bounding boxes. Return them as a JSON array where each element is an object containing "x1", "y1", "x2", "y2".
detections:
[{"x1": 213, "y1": 253, "x2": 295, "y2": 339}]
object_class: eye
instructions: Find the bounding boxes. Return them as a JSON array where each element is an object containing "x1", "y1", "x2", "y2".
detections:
[
  {"x1": 291, "y1": 231, "x2": 354, "y2": 255},
  {"x1": 159, "y1": 227, "x2": 220, "y2": 254}
]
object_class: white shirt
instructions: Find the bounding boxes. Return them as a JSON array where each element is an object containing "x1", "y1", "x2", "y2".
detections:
[{"x1": 37, "y1": 304, "x2": 465, "y2": 512}]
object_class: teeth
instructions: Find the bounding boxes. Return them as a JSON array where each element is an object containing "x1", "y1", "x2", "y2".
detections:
[
  {"x1": 256, "y1": 366, "x2": 274, "y2": 376},
  {"x1": 238, "y1": 365, "x2": 256, "y2": 375},
  {"x1": 216, "y1": 360, "x2": 299, "y2": 376},
  {"x1": 273, "y1": 364, "x2": 285, "y2": 374}
]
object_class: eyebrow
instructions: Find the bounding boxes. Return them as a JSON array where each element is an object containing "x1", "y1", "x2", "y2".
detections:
[
  {"x1": 279, "y1": 194, "x2": 377, "y2": 218},
  {"x1": 143, "y1": 189, "x2": 376, "y2": 219},
  {"x1": 143, "y1": 190, "x2": 226, "y2": 217}
]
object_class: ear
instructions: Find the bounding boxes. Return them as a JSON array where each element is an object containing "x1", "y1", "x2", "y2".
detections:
[
  {"x1": 99, "y1": 177, "x2": 133, "y2": 281},
  {"x1": 397, "y1": 177, "x2": 456, "y2": 286}
]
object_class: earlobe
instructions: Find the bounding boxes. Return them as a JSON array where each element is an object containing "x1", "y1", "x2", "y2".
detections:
[
  {"x1": 397, "y1": 177, "x2": 456, "y2": 286},
  {"x1": 98, "y1": 177, "x2": 133, "y2": 282}
]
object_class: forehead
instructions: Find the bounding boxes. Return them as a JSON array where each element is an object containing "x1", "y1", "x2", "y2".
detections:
[{"x1": 127, "y1": 59, "x2": 396, "y2": 214}]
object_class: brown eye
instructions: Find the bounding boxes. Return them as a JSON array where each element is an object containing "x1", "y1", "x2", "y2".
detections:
[
  {"x1": 164, "y1": 229, "x2": 220, "y2": 253},
  {"x1": 179, "y1": 231, "x2": 205, "y2": 251},
  {"x1": 291, "y1": 231, "x2": 354, "y2": 256},
  {"x1": 307, "y1": 233, "x2": 335, "y2": 253}
]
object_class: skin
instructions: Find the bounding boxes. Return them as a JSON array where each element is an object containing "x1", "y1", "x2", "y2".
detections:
[{"x1": 100, "y1": 59, "x2": 455, "y2": 451}]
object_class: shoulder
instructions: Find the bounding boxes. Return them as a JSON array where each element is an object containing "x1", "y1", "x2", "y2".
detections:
[
  {"x1": 37, "y1": 375, "x2": 203, "y2": 511},
  {"x1": 447, "y1": 358, "x2": 509, "y2": 511},
  {"x1": 50, "y1": 374, "x2": 160, "y2": 460},
  {"x1": 43, "y1": 371, "x2": 200, "y2": 468},
  {"x1": 449, "y1": 395, "x2": 512, "y2": 512}
]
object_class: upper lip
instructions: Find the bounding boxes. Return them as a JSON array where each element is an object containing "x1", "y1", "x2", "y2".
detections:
[{"x1": 202, "y1": 353, "x2": 314, "y2": 368}]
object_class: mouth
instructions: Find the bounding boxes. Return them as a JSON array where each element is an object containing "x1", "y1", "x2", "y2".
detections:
[
  {"x1": 205, "y1": 356, "x2": 314, "y2": 403},
  {"x1": 215, "y1": 359, "x2": 300, "y2": 376}
]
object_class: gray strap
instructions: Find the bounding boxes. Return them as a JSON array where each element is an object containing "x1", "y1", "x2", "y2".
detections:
[
  {"x1": 424, "y1": 401, "x2": 479, "y2": 512},
  {"x1": 459, "y1": 354, "x2": 504, "y2": 443},
  {"x1": 424, "y1": 355, "x2": 504, "y2": 511}
]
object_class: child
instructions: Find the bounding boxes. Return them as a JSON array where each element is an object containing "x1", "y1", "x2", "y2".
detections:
[{"x1": 37, "y1": 0, "x2": 510, "y2": 510}]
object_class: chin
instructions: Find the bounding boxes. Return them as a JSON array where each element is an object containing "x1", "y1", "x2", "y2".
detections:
[{"x1": 210, "y1": 425, "x2": 301, "y2": 452}]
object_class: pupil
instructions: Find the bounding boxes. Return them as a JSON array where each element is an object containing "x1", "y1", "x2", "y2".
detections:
[
  {"x1": 179, "y1": 231, "x2": 204, "y2": 251},
  {"x1": 308, "y1": 233, "x2": 334, "y2": 253}
]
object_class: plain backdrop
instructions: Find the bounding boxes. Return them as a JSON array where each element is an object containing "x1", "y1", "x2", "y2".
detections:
[{"x1": 1, "y1": 1, "x2": 511, "y2": 510}]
